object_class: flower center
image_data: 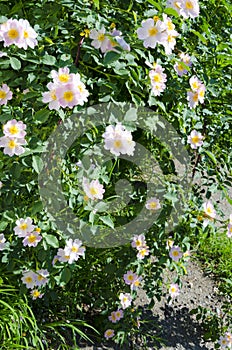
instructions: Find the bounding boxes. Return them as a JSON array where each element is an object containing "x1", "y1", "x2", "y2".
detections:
[
  {"x1": 90, "y1": 187, "x2": 98, "y2": 195},
  {"x1": 152, "y1": 74, "x2": 161, "y2": 83},
  {"x1": 63, "y1": 91, "x2": 74, "y2": 102},
  {"x1": 97, "y1": 33, "x2": 105, "y2": 41},
  {"x1": 8, "y1": 29, "x2": 19, "y2": 39},
  {"x1": 192, "y1": 136, "x2": 200, "y2": 144},
  {"x1": 192, "y1": 81, "x2": 200, "y2": 89},
  {"x1": 24, "y1": 30, "x2": 29, "y2": 39},
  {"x1": 186, "y1": 1, "x2": 193, "y2": 9},
  {"x1": 113, "y1": 140, "x2": 122, "y2": 148},
  {"x1": 199, "y1": 90, "x2": 205, "y2": 98},
  {"x1": 149, "y1": 201, "x2": 158, "y2": 209},
  {"x1": 9, "y1": 125, "x2": 19, "y2": 135},
  {"x1": 59, "y1": 74, "x2": 70, "y2": 83},
  {"x1": 174, "y1": 1, "x2": 181, "y2": 9},
  {"x1": 149, "y1": 27, "x2": 158, "y2": 36},
  {"x1": 25, "y1": 277, "x2": 32, "y2": 283},
  {"x1": 20, "y1": 223, "x2": 28, "y2": 230},
  {"x1": 167, "y1": 21, "x2": 174, "y2": 31},
  {"x1": 193, "y1": 93, "x2": 198, "y2": 102},
  {"x1": 28, "y1": 234, "x2": 37, "y2": 243},
  {"x1": 32, "y1": 290, "x2": 41, "y2": 298},
  {"x1": 173, "y1": 250, "x2": 179, "y2": 256},
  {"x1": 71, "y1": 246, "x2": 78, "y2": 253},
  {"x1": 0, "y1": 91, "x2": 7, "y2": 99}
]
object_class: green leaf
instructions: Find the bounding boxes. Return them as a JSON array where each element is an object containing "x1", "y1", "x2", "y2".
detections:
[
  {"x1": 93, "y1": 0, "x2": 100, "y2": 9},
  {"x1": 99, "y1": 215, "x2": 114, "y2": 229},
  {"x1": 124, "y1": 108, "x2": 137, "y2": 121},
  {"x1": 0, "y1": 221, "x2": 8, "y2": 230},
  {"x1": 60, "y1": 267, "x2": 72, "y2": 284},
  {"x1": 146, "y1": 0, "x2": 163, "y2": 11},
  {"x1": 103, "y1": 51, "x2": 121, "y2": 65},
  {"x1": 33, "y1": 109, "x2": 50, "y2": 123},
  {"x1": 32, "y1": 155, "x2": 43, "y2": 174},
  {"x1": 191, "y1": 30, "x2": 207, "y2": 44},
  {"x1": 204, "y1": 150, "x2": 217, "y2": 165},
  {"x1": 30, "y1": 201, "x2": 43, "y2": 215},
  {"x1": 42, "y1": 54, "x2": 56, "y2": 65},
  {"x1": 9, "y1": 57, "x2": 21, "y2": 70},
  {"x1": 44, "y1": 234, "x2": 59, "y2": 248},
  {"x1": 164, "y1": 7, "x2": 179, "y2": 17}
]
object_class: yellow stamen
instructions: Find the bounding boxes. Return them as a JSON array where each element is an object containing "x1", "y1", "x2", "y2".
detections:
[
  {"x1": 149, "y1": 27, "x2": 158, "y2": 36},
  {"x1": 8, "y1": 29, "x2": 19, "y2": 39}
]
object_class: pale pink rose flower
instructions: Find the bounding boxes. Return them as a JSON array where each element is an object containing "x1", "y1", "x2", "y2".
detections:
[
  {"x1": 56, "y1": 83, "x2": 80, "y2": 108},
  {"x1": 103, "y1": 123, "x2": 135, "y2": 157},
  {"x1": 187, "y1": 130, "x2": 203, "y2": 149},
  {"x1": 0, "y1": 83, "x2": 13, "y2": 105},
  {"x1": 51, "y1": 67, "x2": 72, "y2": 84},
  {"x1": 1, "y1": 19, "x2": 24, "y2": 47},
  {"x1": 21, "y1": 270, "x2": 37, "y2": 289},
  {"x1": 42, "y1": 82, "x2": 61, "y2": 110},
  {"x1": 114, "y1": 309, "x2": 124, "y2": 321},
  {"x1": 123, "y1": 271, "x2": 137, "y2": 285},
  {"x1": 35, "y1": 269, "x2": 49, "y2": 287},
  {"x1": 169, "y1": 283, "x2": 180, "y2": 298},
  {"x1": 83, "y1": 178, "x2": 105, "y2": 200},
  {"x1": 203, "y1": 201, "x2": 216, "y2": 219},
  {"x1": 169, "y1": 246, "x2": 183, "y2": 261},
  {"x1": 119, "y1": 292, "x2": 132, "y2": 309},
  {"x1": 89, "y1": 28, "x2": 111, "y2": 53},
  {"x1": 0, "y1": 136, "x2": 26, "y2": 156},
  {"x1": 14, "y1": 217, "x2": 35, "y2": 238},
  {"x1": 30, "y1": 289, "x2": 44, "y2": 300},
  {"x1": 137, "y1": 245, "x2": 150, "y2": 260},
  {"x1": 187, "y1": 90, "x2": 199, "y2": 108},
  {"x1": 189, "y1": 75, "x2": 203, "y2": 91},
  {"x1": 23, "y1": 231, "x2": 42, "y2": 247},
  {"x1": 3, "y1": 119, "x2": 26, "y2": 138},
  {"x1": 57, "y1": 247, "x2": 75, "y2": 264},
  {"x1": 180, "y1": 0, "x2": 200, "y2": 19},
  {"x1": 104, "y1": 329, "x2": 115, "y2": 340},
  {"x1": 197, "y1": 84, "x2": 206, "y2": 104},
  {"x1": 64, "y1": 238, "x2": 86, "y2": 261},
  {"x1": 131, "y1": 234, "x2": 146, "y2": 249},
  {"x1": 108, "y1": 311, "x2": 118, "y2": 323},
  {"x1": 137, "y1": 18, "x2": 167, "y2": 49},
  {"x1": 17, "y1": 19, "x2": 38, "y2": 49},
  {"x1": 145, "y1": 197, "x2": 161, "y2": 211}
]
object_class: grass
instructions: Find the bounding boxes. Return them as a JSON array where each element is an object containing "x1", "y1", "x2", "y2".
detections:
[{"x1": 196, "y1": 231, "x2": 232, "y2": 296}]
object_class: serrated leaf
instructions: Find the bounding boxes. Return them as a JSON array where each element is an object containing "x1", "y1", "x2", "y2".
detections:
[{"x1": 9, "y1": 57, "x2": 21, "y2": 70}]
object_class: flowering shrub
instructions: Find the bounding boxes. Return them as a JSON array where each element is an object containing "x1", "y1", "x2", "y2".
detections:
[{"x1": 0, "y1": 0, "x2": 231, "y2": 349}]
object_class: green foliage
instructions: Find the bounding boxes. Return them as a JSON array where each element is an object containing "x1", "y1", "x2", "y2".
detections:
[{"x1": 0, "y1": 0, "x2": 231, "y2": 348}]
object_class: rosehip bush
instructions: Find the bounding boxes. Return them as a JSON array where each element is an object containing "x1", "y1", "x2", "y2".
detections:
[{"x1": 0, "y1": 0, "x2": 231, "y2": 349}]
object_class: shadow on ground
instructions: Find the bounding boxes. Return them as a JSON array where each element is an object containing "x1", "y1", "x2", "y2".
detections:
[{"x1": 77, "y1": 303, "x2": 213, "y2": 350}]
